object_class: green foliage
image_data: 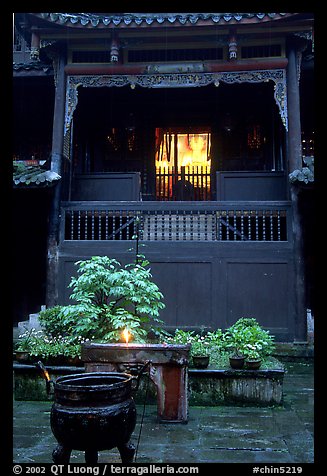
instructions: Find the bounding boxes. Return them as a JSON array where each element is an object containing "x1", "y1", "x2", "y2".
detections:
[
  {"x1": 39, "y1": 255, "x2": 166, "y2": 344},
  {"x1": 167, "y1": 318, "x2": 275, "y2": 366},
  {"x1": 16, "y1": 255, "x2": 166, "y2": 360},
  {"x1": 15, "y1": 328, "x2": 36, "y2": 352},
  {"x1": 38, "y1": 305, "x2": 70, "y2": 337},
  {"x1": 15, "y1": 329, "x2": 86, "y2": 360},
  {"x1": 223, "y1": 317, "x2": 275, "y2": 358},
  {"x1": 207, "y1": 351, "x2": 283, "y2": 370},
  {"x1": 245, "y1": 348, "x2": 261, "y2": 360},
  {"x1": 167, "y1": 328, "x2": 224, "y2": 358}
]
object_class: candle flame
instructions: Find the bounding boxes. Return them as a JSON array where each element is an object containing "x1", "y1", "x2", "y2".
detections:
[
  {"x1": 122, "y1": 328, "x2": 130, "y2": 344},
  {"x1": 43, "y1": 369, "x2": 51, "y2": 382},
  {"x1": 37, "y1": 361, "x2": 51, "y2": 382}
]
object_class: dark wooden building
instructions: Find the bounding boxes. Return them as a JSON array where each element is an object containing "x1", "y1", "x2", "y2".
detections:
[{"x1": 13, "y1": 12, "x2": 314, "y2": 341}]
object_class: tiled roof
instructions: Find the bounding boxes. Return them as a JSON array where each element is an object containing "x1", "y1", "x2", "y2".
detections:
[
  {"x1": 32, "y1": 12, "x2": 293, "y2": 28},
  {"x1": 13, "y1": 163, "x2": 61, "y2": 187},
  {"x1": 13, "y1": 61, "x2": 53, "y2": 73}
]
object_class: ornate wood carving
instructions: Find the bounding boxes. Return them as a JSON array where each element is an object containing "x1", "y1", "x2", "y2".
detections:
[{"x1": 64, "y1": 69, "x2": 288, "y2": 141}]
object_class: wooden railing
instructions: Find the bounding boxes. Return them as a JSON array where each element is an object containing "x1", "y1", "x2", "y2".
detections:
[
  {"x1": 156, "y1": 166, "x2": 211, "y2": 201},
  {"x1": 61, "y1": 201, "x2": 291, "y2": 242}
]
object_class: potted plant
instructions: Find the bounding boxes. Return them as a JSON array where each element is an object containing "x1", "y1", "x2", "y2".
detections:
[
  {"x1": 167, "y1": 329, "x2": 210, "y2": 368},
  {"x1": 228, "y1": 352, "x2": 246, "y2": 369},
  {"x1": 191, "y1": 336, "x2": 210, "y2": 369},
  {"x1": 15, "y1": 328, "x2": 50, "y2": 363},
  {"x1": 244, "y1": 347, "x2": 262, "y2": 369},
  {"x1": 223, "y1": 317, "x2": 274, "y2": 369},
  {"x1": 15, "y1": 328, "x2": 34, "y2": 362},
  {"x1": 224, "y1": 317, "x2": 275, "y2": 370},
  {"x1": 15, "y1": 324, "x2": 88, "y2": 366},
  {"x1": 223, "y1": 327, "x2": 246, "y2": 369}
]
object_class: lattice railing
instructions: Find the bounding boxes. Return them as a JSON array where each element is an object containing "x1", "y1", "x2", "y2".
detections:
[
  {"x1": 61, "y1": 202, "x2": 291, "y2": 242},
  {"x1": 155, "y1": 166, "x2": 211, "y2": 201}
]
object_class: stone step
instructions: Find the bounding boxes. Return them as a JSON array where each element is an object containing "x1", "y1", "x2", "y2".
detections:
[{"x1": 16, "y1": 306, "x2": 46, "y2": 336}]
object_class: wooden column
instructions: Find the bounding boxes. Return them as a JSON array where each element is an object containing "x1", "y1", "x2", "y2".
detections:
[
  {"x1": 46, "y1": 52, "x2": 66, "y2": 307},
  {"x1": 286, "y1": 38, "x2": 307, "y2": 341},
  {"x1": 30, "y1": 31, "x2": 40, "y2": 61},
  {"x1": 286, "y1": 40, "x2": 303, "y2": 172}
]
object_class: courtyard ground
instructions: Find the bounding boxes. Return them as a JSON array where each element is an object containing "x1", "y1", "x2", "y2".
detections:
[{"x1": 13, "y1": 361, "x2": 314, "y2": 464}]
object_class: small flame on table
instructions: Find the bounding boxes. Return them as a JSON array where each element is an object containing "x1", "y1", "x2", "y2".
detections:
[{"x1": 122, "y1": 328, "x2": 131, "y2": 345}]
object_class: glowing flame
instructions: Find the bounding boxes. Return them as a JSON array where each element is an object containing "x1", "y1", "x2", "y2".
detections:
[
  {"x1": 37, "y1": 361, "x2": 51, "y2": 382},
  {"x1": 43, "y1": 369, "x2": 51, "y2": 382},
  {"x1": 122, "y1": 328, "x2": 131, "y2": 344}
]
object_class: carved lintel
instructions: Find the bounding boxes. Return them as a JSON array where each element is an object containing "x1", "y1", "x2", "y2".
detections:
[{"x1": 64, "y1": 69, "x2": 288, "y2": 134}]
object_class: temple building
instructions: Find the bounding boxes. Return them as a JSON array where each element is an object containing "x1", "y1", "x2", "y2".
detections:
[{"x1": 13, "y1": 12, "x2": 314, "y2": 341}]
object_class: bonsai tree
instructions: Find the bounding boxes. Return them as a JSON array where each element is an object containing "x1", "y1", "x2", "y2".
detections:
[{"x1": 53, "y1": 255, "x2": 166, "y2": 343}]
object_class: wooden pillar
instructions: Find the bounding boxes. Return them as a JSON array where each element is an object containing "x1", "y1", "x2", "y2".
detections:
[
  {"x1": 286, "y1": 38, "x2": 307, "y2": 341},
  {"x1": 30, "y1": 31, "x2": 40, "y2": 61},
  {"x1": 286, "y1": 39, "x2": 303, "y2": 172},
  {"x1": 46, "y1": 52, "x2": 66, "y2": 307}
]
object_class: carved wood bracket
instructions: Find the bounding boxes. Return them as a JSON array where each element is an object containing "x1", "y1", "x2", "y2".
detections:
[{"x1": 64, "y1": 69, "x2": 288, "y2": 138}]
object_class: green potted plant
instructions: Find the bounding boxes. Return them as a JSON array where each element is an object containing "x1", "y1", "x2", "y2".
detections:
[
  {"x1": 15, "y1": 324, "x2": 89, "y2": 366},
  {"x1": 224, "y1": 317, "x2": 275, "y2": 370},
  {"x1": 167, "y1": 329, "x2": 210, "y2": 368},
  {"x1": 15, "y1": 328, "x2": 35, "y2": 362},
  {"x1": 243, "y1": 346, "x2": 262, "y2": 369},
  {"x1": 28, "y1": 334, "x2": 87, "y2": 365},
  {"x1": 224, "y1": 317, "x2": 274, "y2": 368},
  {"x1": 223, "y1": 326, "x2": 246, "y2": 369},
  {"x1": 190, "y1": 336, "x2": 210, "y2": 368}
]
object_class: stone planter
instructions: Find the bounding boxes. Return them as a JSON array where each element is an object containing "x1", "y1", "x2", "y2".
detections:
[
  {"x1": 189, "y1": 368, "x2": 284, "y2": 405},
  {"x1": 13, "y1": 361, "x2": 285, "y2": 406}
]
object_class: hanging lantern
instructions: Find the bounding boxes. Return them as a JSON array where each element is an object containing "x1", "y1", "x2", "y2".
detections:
[
  {"x1": 228, "y1": 33, "x2": 238, "y2": 60},
  {"x1": 110, "y1": 36, "x2": 119, "y2": 62},
  {"x1": 247, "y1": 124, "x2": 262, "y2": 149}
]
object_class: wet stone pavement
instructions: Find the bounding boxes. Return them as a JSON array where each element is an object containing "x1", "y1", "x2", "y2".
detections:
[{"x1": 13, "y1": 362, "x2": 314, "y2": 464}]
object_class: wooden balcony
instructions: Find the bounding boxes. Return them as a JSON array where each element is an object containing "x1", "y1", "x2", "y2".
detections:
[{"x1": 60, "y1": 201, "x2": 292, "y2": 243}]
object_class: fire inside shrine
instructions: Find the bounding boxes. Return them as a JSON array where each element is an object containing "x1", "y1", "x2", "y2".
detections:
[{"x1": 155, "y1": 128, "x2": 211, "y2": 200}]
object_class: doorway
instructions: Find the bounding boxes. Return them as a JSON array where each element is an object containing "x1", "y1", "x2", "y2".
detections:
[{"x1": 155, "y1": 127, "x2": 211, "y2": 200}]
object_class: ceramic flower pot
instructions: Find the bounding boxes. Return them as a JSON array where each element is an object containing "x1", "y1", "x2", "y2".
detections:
[
  {"x1": 245, "y1": 359, "x2": 262, "y2": 370},
  {"x1": 66, "y1": 356, "x2": 83, "y2": 366},
  {"x1": 15, "y1": 351, "x2": 31, "y2": 363},
  {"x1": 192, "y1": 355, "x2": 210, "y2": 369},
  {"x1": 229, "y1": 355, "x2": 245, "y2": 369}
]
